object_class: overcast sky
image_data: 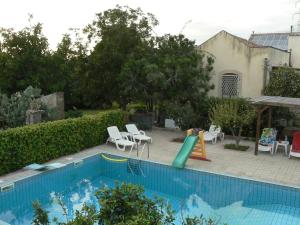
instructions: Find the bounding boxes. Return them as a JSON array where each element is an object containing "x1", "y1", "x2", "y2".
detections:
[{"x1": 0, "y1": 0, "x2": 298, "y2": 49}]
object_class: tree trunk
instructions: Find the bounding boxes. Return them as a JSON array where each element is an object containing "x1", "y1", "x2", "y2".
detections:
[
  {"x1": 236, "y1": 127, "x2": 243, "y2": 146},
  {"x1": 230, "y1": 127, "x2": 243, "y2": 146}
]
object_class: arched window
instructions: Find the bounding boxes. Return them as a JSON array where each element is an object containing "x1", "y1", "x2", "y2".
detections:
[{"x1": 221, "y1": 73, "x2": 240, "y2": 98}]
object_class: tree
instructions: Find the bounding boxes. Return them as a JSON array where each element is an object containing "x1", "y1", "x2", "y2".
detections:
[
  {"x1": 155, "y1": 34, "x2": 214, "y2": 127},
  {"x1": 264, "y1": 67, "x2": 300, "y2": 97},
  {"x1": 51, "y1": 32, "x2": 89, "y2": 108},
  {"x1": 155, "y1": 34, "x2": 214, "y2": 103},
  {"x1": 0, "y1": 18, "x2": 51, "y2": 94},
  {"x1": 120, "y1": 34, "x2": 214, "y2": 127},
  {"x1": 118, "y1": 37, "x2": 158, "y2": 111},
  {"x1": 83, "y1": 5, "x2": 158, "y2": 108},
  {"x1": 210, "y1": 98, "x2": 255, "y2": 146},
  {"x1": 0, "y1": 17, "x2": 88, "y2": 109}
]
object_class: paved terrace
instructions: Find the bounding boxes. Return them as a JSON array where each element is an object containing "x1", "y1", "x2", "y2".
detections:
[{"x1": 1, "y1": 128, "x2": 300, "y2": 188}]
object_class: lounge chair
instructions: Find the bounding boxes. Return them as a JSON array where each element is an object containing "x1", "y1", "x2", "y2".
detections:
[
  {"x1": 208, "y1": 125, "x2": 216, "y2": 133},
  {"x1": 289, "y1": 131, "x2": 300, "y2": 158},
  {"x1": 204, "y1": 124, "x2": 224, "y2": 143},
  {"x1": 125, "y1": 124, "x2": 152, "y2": 144},
  {"x1": 204, "y1": 132, "x2": 217, "y2": 144},
  {"x1": 106, "y1": 126, "x2": 135, "y2": 152},
  {"x1": 214, "y1": 126, "x2": 225, "y2": 141},
  {"x1": 258, "y1": 128, "x2": 277, "y2": 154}
]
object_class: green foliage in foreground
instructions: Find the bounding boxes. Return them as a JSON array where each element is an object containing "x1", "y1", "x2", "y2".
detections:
[
  {"x1": 0, "y1": 110, "x2": 124, "y2": 175},
  {"x1": 210, "y1": 98, "x2": 255, "y2": 146},
  {"x1": 33, "y1": 182, "x2": 226, "y2": 225}
]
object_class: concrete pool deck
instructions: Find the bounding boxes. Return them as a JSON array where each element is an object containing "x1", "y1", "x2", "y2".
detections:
[{"x1": 1, "y1": 127, "x2": 300, "y2": 188}]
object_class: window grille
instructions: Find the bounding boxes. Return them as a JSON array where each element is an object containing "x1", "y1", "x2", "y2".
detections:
[{"x1": 221, "y1": 74, "x2": 239, "y2": 98}]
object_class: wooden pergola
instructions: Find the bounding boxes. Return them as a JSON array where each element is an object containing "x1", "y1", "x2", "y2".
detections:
[{"x1": 251, "y1": 96, "x2": 300, "y2": 155}]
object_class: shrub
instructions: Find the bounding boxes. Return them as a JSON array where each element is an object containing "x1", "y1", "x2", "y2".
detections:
[
  {"x1": 0, "y1": 110, "x2": 125, "y2": 175},
  {"x1": 97, "y1": 182, "x2": 174, "y2": 225},
  {"x1": 264, "y1": 67, "x2": 300, "y2": 97},
  {"x1": 0, "y1": 86, "x2": 43, "y2": 129},
  {"x1": 65, "y1": 108, "x2": 83, "y2": 118},
  {"x1": 165, "y1": 101, "x2": 197, "y2": 130},
  {"x1": 126, "y1": 103, "x2": 147, "y2": 114}
]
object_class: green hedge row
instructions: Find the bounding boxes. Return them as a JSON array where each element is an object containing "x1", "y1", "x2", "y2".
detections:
[{"x1": 0, "y1": 110, "x2": 125, "y2": 175}]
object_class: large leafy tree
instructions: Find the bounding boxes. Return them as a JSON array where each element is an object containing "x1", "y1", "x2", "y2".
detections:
[
  {"x1": 83, "y1": 5, "x2": 158, "y2": 108},
  {"x1": 0, "y1": 7, "x2": 214, "y2": 115},
  {"x1": 0, "y1": 17, "x2": 88, "y2": 109},
  {"x1": 51, "y1": 33, "x2": 89, "y2": 108},
  {"x1": 155, "y1": 34, "x2": 214, "y2": 103},
  {"x1": 0, "y1": 19, "x2": 51, "y2": 94},
  {"x1": 121, "y1": 34, "x2": 214, "y2": 127}
]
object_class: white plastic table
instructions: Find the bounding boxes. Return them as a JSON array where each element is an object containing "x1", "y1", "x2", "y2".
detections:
[{"x1": 275, "y1": 141, "x2": 289, "y2": 155}]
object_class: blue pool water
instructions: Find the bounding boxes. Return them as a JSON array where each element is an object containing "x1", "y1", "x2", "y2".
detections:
[{"x1": 0, "y1": 154, "x2": 300, "y2": 225}]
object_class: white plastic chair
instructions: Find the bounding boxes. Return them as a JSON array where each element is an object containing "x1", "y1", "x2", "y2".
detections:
[
  {"x1": 125, "y1": 124, "x2": 152, "y2": 144},
  {"x1": 204, "y1": 132, "x2": 217, "y2": 144},
  {"x1": 106, "y1": 126, "x2": 135, "y2": 152},
  {"x1": 208, "y1": 125, "x2": 216, "y2": 133},
  {"x1": 204, "y1": 125, "x2": 224, "y2": 143},
  {"x1": 213, "y1": 126, "x2": 225, "y2": 141}
]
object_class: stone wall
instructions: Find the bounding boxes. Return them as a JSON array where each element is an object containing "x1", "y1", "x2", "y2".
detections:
[
  {"x1": 41, "y1": 92, "x2": 65, "y2": 119},
  {"x1": 25, "y1": 110, "x2": 43, "y2": 125}
]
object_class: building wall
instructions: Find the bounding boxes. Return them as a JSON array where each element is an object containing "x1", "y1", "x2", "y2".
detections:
[
  {"x1": 41, "y1": 92, "x2": 65, "y2": 119},
  {"x1": 199, "y1": 31, "x2": 289, "y2": 98},
  {"x1": 289, "y1": 35, "x2": 300, "y2": 69}
]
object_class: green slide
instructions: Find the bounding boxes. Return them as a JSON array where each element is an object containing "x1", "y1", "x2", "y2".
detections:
[{"x1": 172, "y1": 136, "x2": 198, "y2": 169}]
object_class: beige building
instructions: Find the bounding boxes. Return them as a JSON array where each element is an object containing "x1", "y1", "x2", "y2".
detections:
[{"x1": 198, "y1": 30, "x2": 300, "y2": 98}]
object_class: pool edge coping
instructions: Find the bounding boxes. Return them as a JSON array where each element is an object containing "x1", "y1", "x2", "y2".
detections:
[
  {"x1": 97, "y1": 149, "x2": 300, "y2": 191},
  {"x1": 1, "y1": 148, "x2": 300, "y2": 191}
]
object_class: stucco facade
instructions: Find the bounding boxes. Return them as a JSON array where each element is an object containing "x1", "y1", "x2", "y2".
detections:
[
  {"x1": 198, "y1": 31, "x2": 290, "y2": 98},
  {"x1": 289, "y1": 34, "x2": 300, "y2": 68}
]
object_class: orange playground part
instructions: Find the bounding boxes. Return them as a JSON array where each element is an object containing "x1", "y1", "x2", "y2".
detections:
[{"x1": 187, "y1": 129, "x2": 211, "y2": 161}]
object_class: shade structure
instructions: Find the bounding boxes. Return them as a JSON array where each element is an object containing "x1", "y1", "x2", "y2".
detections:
[{"x1": 250, "y1": 96, "x2": 300, "y2": 155}]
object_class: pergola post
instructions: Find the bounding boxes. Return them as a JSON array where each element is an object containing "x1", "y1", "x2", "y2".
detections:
[
  {"x1": 268, "y1": 107, "x2": 272, "y2": 127},
  {"x1": 251, "y1": 96, "x2": 300, "y2": 155},
  {"x1": 255, "y1": 110, "x2": 261, "y2": 155}
]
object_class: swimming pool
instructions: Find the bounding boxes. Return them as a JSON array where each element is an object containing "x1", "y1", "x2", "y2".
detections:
[{"x1": 0, "y1": 153, "x2": 300, "y2": 225}]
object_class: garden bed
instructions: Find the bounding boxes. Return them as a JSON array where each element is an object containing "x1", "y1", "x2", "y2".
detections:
[{"x1": 224, "y1": 144, "x2": 249, "y2": 151}]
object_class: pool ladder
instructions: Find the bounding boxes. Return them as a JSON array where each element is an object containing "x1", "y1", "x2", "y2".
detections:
[
  {"x1": 127, "y1": 159, "x2": 145, "y2": 177},
  {"x1": 73, "y1": 159, "x2": 83, "y2": 167},
  {"x1": 0, "y1": 182, "x2": 15, "y2": 192}
]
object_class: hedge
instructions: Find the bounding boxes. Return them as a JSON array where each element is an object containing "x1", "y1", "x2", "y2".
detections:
[{"x1": 0, "y1": 110, "x2": 125, "y2": 175}]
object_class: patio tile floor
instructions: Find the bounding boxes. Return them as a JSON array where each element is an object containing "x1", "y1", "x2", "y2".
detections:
[{"x1": 1, "y1": 127, "x2": 300, "y2": 187}]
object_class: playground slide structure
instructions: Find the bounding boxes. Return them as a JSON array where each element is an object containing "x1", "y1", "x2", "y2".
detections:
[
  {"x1": 172, "y1": 135, "x2": 198, "y2": 168},
  {"x1": 172, "y1": 129, "x2": 209, "y2": 169}
]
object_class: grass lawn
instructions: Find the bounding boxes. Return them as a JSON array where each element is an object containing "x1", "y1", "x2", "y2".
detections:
[{"x1": 80, "y1": 109, "x2": 120, "y2": 116}]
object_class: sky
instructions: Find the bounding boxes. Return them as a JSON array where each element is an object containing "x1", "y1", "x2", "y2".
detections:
[{"x1": 0, "y1": 0, "x2": 298, "y2": 49}]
